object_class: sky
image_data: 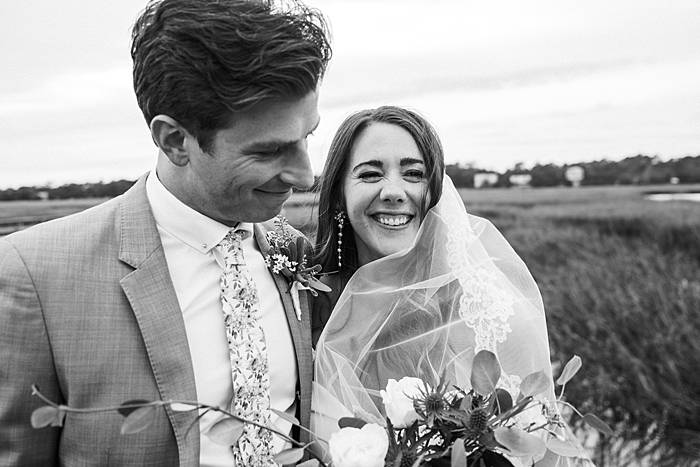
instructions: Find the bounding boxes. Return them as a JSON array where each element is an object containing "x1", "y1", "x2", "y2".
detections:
[{"x1": 1, "y1": 0, "x2": 699, "y2": 188}]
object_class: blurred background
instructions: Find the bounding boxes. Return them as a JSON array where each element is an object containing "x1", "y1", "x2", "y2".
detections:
[{"x1": 1, "y1": 1, "x2": 699, "y2": 464}]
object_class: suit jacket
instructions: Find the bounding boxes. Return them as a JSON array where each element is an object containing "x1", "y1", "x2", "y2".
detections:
[{"x1": 0, "y1": 176, "x2": 313, "y2": 466}]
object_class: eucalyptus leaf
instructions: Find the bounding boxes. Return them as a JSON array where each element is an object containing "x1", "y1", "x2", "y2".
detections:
[
  {"x1": 117, "y1": 399, "x2": 151, "y2": 417},
  {"x1": 493, "y1": 426, "x2": 546, "y2": 457},
  {"x1": 51, "y1": 407, "x2": 67, "y2": 427},
  {"x1": 273, "y1": 447, "x2": 305, "y2": 464},
  {"x1": 287, "y1": 239, "x2": 297, "y2": 261},
  {"x1": 206, "y1": 418, "x2": 245, "y2": 446},
  {"x1": 297, "y1": 460, "x2": 320, "y2": 467},
  {"x1": 470, "y1": 350, "x2": 501, "y2": 396},
  {"x1": 556, "y1": 355, "x2": 582, "y2": 386},
  {"x1": 307, "y1": 277, "x2": 332, "y2": 292},
  {"x1": 271, "y1": 408, "x2": 300, "y2": 426},
  {"x1": 451, "y1": 438, "x2": 467, "y2": 467},
  {"x1": 519, "y1": 370, "x2": 550, "y2": 397},
  {"x1": 459, "y1": 393, "x2": 473, "y2": 411},
  {"x1": 30, "y1": 405, "x2": 60, "y2": 428},
  {"x1": 120, "y1": 405, "x2": 156, "y2": 434},
  {"x1": 296, "y1": 236, "x2": 308, "y2": 259},
  {"x1": 494, "y1": 388, "x2": 513, "y2": 414},
  {"x1": 338, "y1": 416, "x2": 367, "y2": 429},
  {"x1": 546, "y1": 437, "x2": 582, "y2": 457},
  {"x1": 583, "y1": 413, "x2": 613, "y2": 436},
  {"x1": 170, "y1": 402, "x2": 198, "y2": 412}
]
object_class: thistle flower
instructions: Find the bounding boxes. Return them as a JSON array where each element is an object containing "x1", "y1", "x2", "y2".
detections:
[
  {"x1": 413, "y1": 378, "x2": 451, "y2": 426},
  {"x1": 466, "y1": 407, "x2": 490, "y2": 437}
]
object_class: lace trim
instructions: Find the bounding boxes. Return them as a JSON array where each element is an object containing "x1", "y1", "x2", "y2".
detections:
[{"x1": 447, "y1": 215, "x2": 522, "y2": 399}]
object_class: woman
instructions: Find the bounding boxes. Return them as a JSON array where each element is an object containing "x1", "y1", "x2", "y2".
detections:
[
  {"x1": 312, "y1": 106, "x2": 444, "y2": 347},
  {"x1": 310, "y1": 106, "x2": 586, "y2": 466}
]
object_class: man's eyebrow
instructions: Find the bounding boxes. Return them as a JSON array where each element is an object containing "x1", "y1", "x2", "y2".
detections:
[{"x1": 241, "y1": 117, "x2": 321, "y2": 152}]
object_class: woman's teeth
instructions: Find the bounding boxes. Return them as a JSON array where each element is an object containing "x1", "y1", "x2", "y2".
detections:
[{"x1": 375, "y1": 215, "x2": 411, "y2": 226}]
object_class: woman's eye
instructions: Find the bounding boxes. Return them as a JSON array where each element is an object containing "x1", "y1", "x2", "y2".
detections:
[
  {"x1": 404, "y1": 170, "x2": 425, "y2": 181},
  {"x1": 358, "y1": 172, "x2": 382, "y2": 181}
]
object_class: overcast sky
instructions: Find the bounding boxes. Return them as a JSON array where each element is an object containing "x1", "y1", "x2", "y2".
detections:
[{"x1": 1, "y1": 0, "x2": 699, "y2": 188}]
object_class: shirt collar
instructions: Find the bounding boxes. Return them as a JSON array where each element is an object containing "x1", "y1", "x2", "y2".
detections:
[{"x1": 145, "y1": 171, "x2": 254, "y2": 254}]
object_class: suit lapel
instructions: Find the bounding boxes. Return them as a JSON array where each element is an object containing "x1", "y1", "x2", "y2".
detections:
[
  {"x1": 118, "y1": 175, "x2": 199, "y2": 465},
  {"x1": 254, "y1": 223, "x2": 313, "y2": 436}
]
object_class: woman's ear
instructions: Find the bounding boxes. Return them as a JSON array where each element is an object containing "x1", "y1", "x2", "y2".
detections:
[{"x1": 149, "y1": 115, "x2": 191, "y2": 167}]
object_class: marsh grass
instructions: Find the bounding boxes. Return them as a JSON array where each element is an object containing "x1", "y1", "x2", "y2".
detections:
[{"x1": 468, "y1": 194, "x2": 700, "y2": 466}]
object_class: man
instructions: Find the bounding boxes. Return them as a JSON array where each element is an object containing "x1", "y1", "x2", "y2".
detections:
[{"x1": 0, "y1": 0, "x2": 331, "y2": 465}]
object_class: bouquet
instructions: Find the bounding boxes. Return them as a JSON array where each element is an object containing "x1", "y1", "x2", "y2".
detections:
[
  {"x1": 318, "y1": 351, "x2": 611, "y2": 467},
  {"x1": 31, "y1": 351, "x2": 610, "y2": 466}
]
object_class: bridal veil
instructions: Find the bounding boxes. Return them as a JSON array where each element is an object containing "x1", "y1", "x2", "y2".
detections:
[{"x1": 312, "y1": 175, "x2": 585, "y2": 465}]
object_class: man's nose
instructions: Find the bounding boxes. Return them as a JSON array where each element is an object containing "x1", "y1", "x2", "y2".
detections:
[
  {"x1": 280, "y1": 145, "x2": 314, "y2": 190},
  {"x1": 379, "y1": 179, "x2": 406, "y2": 203}
]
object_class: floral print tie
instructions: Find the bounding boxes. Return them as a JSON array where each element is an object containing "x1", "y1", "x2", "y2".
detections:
[{"x1": 218, "y1": 230, "x2": 274, "y2": 466}]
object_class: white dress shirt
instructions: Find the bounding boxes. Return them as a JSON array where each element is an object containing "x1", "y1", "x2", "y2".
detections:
[{"x1": 145, "y1": 171, "x2": 297, "y2": 466}]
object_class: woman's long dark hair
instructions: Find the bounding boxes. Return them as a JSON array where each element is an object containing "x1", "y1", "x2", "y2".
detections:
[{"x1": 314, "y1": 106, "x2": 445, "y2": 275}]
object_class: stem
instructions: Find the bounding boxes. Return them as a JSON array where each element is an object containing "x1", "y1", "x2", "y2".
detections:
[
  {"x1": 31, "y1": 386, "x2": 329, "y2": 467},
  {"x1": 33, "y1": 385, "x2": 160, "y2": 414},
  {"x1": 490, "y1": 395, "x2": 533, "y2": 425},
  {"x1": 525, "y1": 422, "x2": 550, "y2": 433},
  {"x1": 557, "y1": 399, "x2": 584, "y2": 418}
]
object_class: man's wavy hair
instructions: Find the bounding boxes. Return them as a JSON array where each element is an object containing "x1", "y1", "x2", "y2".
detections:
[{"x1": 131, "y1": 0, "x2": 332, "y2": 151}]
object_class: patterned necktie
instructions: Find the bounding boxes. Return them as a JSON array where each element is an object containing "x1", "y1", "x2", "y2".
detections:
[{"x1": 217, "y1": 229, "x2": 274, "y2": 466}]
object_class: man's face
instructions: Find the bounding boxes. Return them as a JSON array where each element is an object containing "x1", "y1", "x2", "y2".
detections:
[{"x1": 177, "y1": 92, "x2": 319, "y2": 225}]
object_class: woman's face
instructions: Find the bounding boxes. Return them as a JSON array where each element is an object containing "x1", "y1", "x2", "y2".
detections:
[{"x1": 342, "y1": 122, "x2": 430, "y2": 266}]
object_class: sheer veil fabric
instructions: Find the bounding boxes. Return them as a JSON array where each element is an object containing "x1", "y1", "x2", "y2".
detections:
[{"x1": 312, "y1": 176, "x2": 585, "y2": 466}]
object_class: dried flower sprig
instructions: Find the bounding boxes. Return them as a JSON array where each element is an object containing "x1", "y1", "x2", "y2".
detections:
[{"x1": 264, "y1": 216, "x2": 331, "y2": 320}]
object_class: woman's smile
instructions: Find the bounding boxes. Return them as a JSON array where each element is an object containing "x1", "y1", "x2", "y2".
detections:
[{"x1": 371, "y1": 213, "x2": 415, "y2": 228}]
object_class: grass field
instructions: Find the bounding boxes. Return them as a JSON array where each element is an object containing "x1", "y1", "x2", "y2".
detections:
[{"x1": 3, "y1": 184, "x2": 699, "y2": 464}]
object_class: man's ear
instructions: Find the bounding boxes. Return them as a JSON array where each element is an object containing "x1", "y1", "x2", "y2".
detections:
[{"x1": 149, "y1": 115, "x2": 191, "y2": 167}]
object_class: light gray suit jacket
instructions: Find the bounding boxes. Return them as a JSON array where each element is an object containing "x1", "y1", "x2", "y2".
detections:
[{"x1": 0, "y1": 176, "x2": 313, "y2": 466}]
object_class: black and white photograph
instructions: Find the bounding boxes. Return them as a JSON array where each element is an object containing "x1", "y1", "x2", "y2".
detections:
[{"x1": 1, "y1": 1, "x2": 699, "y2": 466}]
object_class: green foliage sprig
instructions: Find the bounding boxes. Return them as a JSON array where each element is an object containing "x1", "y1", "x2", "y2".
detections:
[
  {"x1": 30, "y1": 385, "x2": 326, "y2": 466},
  {"x1": 30, "y1": 352, "x2": 611, "y2": 467}
]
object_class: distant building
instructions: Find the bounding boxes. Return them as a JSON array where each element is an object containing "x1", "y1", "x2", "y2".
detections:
[
  {"x1": 509, "y1": 174, "x2": 532, "y2": 187},
  {"x1": 670, "y1": 176, "x2": 680, "y2": 185},
  {"x1": 565, "y1": 166, "x2": 585, "y2": 187},
  {"x1": 37, "y1": 191, "x2": 49, "y2": 201},
  {"x1": 474, "y1": 172, "x2": 499, "y2": 188}
]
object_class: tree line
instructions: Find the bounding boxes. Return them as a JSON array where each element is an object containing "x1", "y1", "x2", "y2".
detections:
[
  {"x1": 1, "y1": 155, "x2": 699, "y2": 200},
  {"x1": 0, "y1": 180, "x2": 136, "y2": 201},
  {"x1": 447, "y1": 154, "x2": 700, "y2": 188}
]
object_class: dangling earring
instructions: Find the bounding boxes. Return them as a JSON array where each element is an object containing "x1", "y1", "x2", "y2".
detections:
[{"x1": 334, "y1": 210, "x2": 345, "y2": 269}]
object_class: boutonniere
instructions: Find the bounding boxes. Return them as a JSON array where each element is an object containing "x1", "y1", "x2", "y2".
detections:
[{"x1": 264, "y1": 216, "x2": 331, "y2": 320}]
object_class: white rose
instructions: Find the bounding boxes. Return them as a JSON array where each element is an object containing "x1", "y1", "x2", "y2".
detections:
[
  {"x1": 380, "y1": 376, "x2": 424, "y2": 428},
  {"x1": 328, "y1": 423, "x2": 388, "y2": 467}
]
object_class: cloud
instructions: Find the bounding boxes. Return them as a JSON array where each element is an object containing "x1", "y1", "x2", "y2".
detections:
[{"x1": 0, "y1": 66, "x2": 131, "y2": 116}]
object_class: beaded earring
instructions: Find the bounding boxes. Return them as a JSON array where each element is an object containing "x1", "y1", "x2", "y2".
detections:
[{"x1": 334, "y1": 210, "x2": 346, "y2": 269}]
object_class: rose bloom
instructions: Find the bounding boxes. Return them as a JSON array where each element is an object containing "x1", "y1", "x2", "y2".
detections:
[
  {"x1": 380, "y1": 376, "x2": 424, "y2": 428},
  {"x1": 328, "y1": 423, "x2": 388, "y2": 467}
]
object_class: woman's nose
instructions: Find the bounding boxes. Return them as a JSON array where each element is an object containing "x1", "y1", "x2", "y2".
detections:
[{"x1": 379, "y1": 180, "x2": 406, "y2": 203}]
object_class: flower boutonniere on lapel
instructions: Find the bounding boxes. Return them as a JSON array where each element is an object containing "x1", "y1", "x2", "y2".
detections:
[{"x1": 264, "y1": 216, "x2": 331, "y2": 321}]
